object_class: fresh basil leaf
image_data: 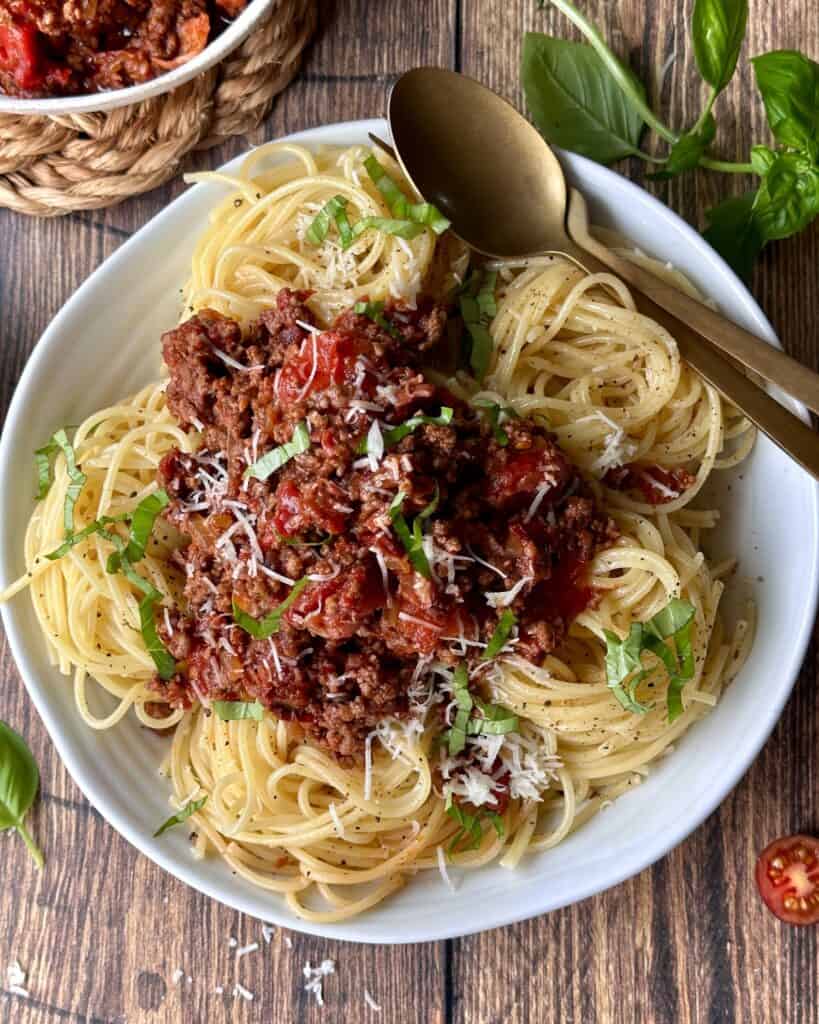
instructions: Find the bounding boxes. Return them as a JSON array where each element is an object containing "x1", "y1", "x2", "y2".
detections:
[
  {"x1": 482, "y1": 609, "x2": 517, "y2": 660},
  {"x1": 365, "y1": 407, "x2": 454, "y2": 451},
  {"x1": 703, "y1": 192, "x2": 764, "y2": 281},
  {"x1": 34, "y1": 436, "x2": 62, "y2": 501},
  {"x1": 752, "y1": 50, "x2": 819, "y2": 159},
  {"x1": 603, "y1": 599, "x2": 696, "y2": 720},
  {"x1": 244, "y1": 422, "x2": 311, "y2": 481},
  {"x1": 232, "y1": 578, "x2": 309, "y2": 639},
  {"x1": 604, "y1": 624, "x2": 653, "y2": 713},
  {"x1": 465, "y1": 322, "x2": 494, "y2": 382},
  {"x1": 692, "y1": 0, "x2": 748, "y2": 93},
  {"x1": 750, "y1": 144, "x2": 777, "y2": 177},
  {"x1": 466, "y1": 699, "x2": 519, "y2": 735},
  {"x1": 0, "y1": 721, "x2": 44, "y2": 869},
  {"x1": 107, "y1": 489, "x2": 169, "y2": 573},
  {"x1": 363, "y1": 156, "x2": 450, "y2": 234},
  {"x1": 643, "y1": 597, "x2": 695, "y2": 639},
  {"x1": 753, "y1": 151, "x2": 819, "y2": 242},
  {"x1": 649, "y1": 114, "x2": 716, "y2": 179},
  {"x1": 522, "y1": 33, "x2": 646, "y2": 164},
  {"x1": 306, "y1": 195, "x2": 352, "y2": 246},
  {"x1": 44, "y1": 428, "x2": 87, "y2": 535},
  {"x1": 213, "y1": 701, "x2": 265, "y2": 721},
  {"x1": 154, "y1": 795, "x2": 208, "y2": 837},
  {"x1": 473, "y1": 399, "x2": 519, "y2": 446},
  {"x1": 45, "y1": 513, "x2": 128, "y2": 561},
  {"x1": 351, "y1": 216, "x2": 427, "y2": 241},
  {"x1": 388, "y1": 491, "x2": 433, "y2": 579},
  {"x1": 446, "y1": 801, "x2": 504, "y2": 856},
  {"x1": 353, "y1": 300, "x2": 402, "y2": 340},
  {"x1": 139, "y1": 591, "x2": 177, "y2": 680}
]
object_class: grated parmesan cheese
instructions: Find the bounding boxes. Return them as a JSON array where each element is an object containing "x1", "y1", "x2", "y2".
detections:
[
  {"x1": 364, "y1": 989, "x2": 382, "y2": 1012},
  {"x1": 303, "y1": 959, "x2": 335, "y2": 1007},
  {"x1": 485, "y1": 576, "x2": 533, "y2": 609},
  {"x1": 436, "y1": 845, "x2": 458, "y2": 892},
  {"x1": 232, "y1": 982, "x2": 255, "y2": 1002},
  {"x1": 6, "y1": 960, "x2": 29, "y2": 998},
  {"x1": 235, "y1": 942, "x2": 259, "y2": 959}
]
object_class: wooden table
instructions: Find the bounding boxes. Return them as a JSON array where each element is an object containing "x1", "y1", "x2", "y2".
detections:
[{"x1": 1, "y1": 2, "x2": 817, "y2": 1021}]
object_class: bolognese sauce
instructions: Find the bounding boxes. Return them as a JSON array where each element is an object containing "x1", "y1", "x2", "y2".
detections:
[
  {"x1": 152, "y1": 289, "x2": 616, "y2": 755},
  {"x1": 0, "y1": 0, "x2": 247, "y2": 97}
]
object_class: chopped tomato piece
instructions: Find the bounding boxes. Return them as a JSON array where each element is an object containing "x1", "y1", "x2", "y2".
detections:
[
  {"x1": 271, "y1": 479, "x2": 351, "y2": 538},
  {"x1": 287, "y1": 560, "x2": 384, "y2": 640},
  {"x1": 0, "y1": 23, "x2": 43, "y2": 91},
  {"x1": 604, "y1": 463, "x2": 695, "y2": 505},
  {"x1": 527, "y1": 553, "x2": 592, "y2": 624},
  {"x1": 756, "y1": 835, "x2": 819, "y2": 925},
  {"x1": 486, "y1": 446, "x2": 570, "y2": 510},
  {"x1": 277, "y1": 331, "x2": 365, "y2": 404}
]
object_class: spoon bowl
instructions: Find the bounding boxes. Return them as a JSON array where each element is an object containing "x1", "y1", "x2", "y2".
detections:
[{"x1": 388, "y1": 67, "x2": 570, "y2": 258}]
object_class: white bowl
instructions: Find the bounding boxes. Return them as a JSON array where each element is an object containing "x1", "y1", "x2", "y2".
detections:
[
  {"x1": 0, "y1": 0, "x2": 273, "y2": 116},
  {"x1": 1, "y1": 119, "x2": 817, "y2": 943}
]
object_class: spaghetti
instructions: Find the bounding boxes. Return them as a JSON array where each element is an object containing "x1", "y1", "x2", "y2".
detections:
[{"x1": 1, "y1": 143, "x2": 755, "y2": 922}]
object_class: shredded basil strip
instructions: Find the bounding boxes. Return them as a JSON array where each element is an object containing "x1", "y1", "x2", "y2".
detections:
[
  {"x1": 388, "y1": 489, "x2": 438, "y2": 579},
  {"x1": 232, "y1": 577, "x2": 309, "y2": 638},
  {"x1": 351, "y1": 216, "x2": 427, "y2": 241},
  {"x1": 353, "y1": 300, "x2": 402, "y2": 340},
  {"x1": 213, "y1": 700, "x2": 265, "y2": 722},
  {"x1": 45, "y1": 513, "x2": 128, "y2": 561},
  {"x1": 466, "y1": 697, "x2": 519, "y2": 736},
  {"x1": 604, "y1": 598, "x2": 696, "y2": 721},
  {"x1": 446, "y1": 798, "x2": 504, "y2": 856},
  {"x1": 482, "y1": 609, "x2": 517, "y2": 660},
  {"x1": 357, "y1": 406, "x2": 454, "y2": 454},
  {"x1": 306, "y1": 195, "x2": 353, "y2": 246},
  {"x1": 472, "y1": 399, "x2": 518, "y2": 447},
  {"x1": 154, "y1": 795, "x2": 208, "y2": 838},
  {"x1": 38, "y1": 429, "x2": 87, "y2": 534},
  {"x1": 107, "y1": 489, "x2": 169, "y2": 573},
  {"x1": 363, "y1": 155, "x2": 451, "y2": 234},
  {"x1": 244, "y1": 422, "x2": 311, "y2": 481},
  {"x1": 459, "y1": 271, "x2": 498, "y2": 382}
]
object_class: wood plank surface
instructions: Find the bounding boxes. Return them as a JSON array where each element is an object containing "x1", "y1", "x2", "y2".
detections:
[{"x1": 0, "y1": 2, "x2": 817, "y2": 1022}]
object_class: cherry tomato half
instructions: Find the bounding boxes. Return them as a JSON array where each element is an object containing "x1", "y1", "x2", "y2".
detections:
[{"x1": 755, "y1": 834, "x2": 819, "y2": 925}]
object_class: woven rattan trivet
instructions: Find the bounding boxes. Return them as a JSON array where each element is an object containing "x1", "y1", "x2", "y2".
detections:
[{"x1": 0, "y1": 0, "x2": 317, "y2": 217}]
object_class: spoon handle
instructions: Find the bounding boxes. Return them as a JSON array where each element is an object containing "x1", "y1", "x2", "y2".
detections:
[
  {"x1": 564, "y1": 189, "x2": 819, "y2": 482},
  {"x1": 567, "y1": 192, "x2": 819, "y2": 417}
]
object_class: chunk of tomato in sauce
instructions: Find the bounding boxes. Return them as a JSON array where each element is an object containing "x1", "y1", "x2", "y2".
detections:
[
  {"x1": 277, "y1": 330, "x2": 366, "y2": 404},
  {"x1": 0, "y1": 23, "x2": 43, "y2": 90},
  {"x1": 286, "y1": 560, "x2": 385, "y2": 640},
  {"x1": 486, "y1": 447, "x2": 570, "y2": 510},
  {"x1": 271, "y1": 479, "x2": 350, "y2": 539},
  {"x1": 526, "y1": 553, "x2": 593, "y2": 624}
]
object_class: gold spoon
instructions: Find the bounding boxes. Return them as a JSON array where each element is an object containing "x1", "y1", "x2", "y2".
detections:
[{"x1": 384, "y1": 67, "x2": 819, "y2": 481}]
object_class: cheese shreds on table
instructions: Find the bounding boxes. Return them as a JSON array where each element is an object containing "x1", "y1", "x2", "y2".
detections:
[
  {"x1": 261, "y1": 924, "x2": 275, "y2": 944},
  {"x1": 303, "y1": 959, "x2": 336, "y2": 1007},
  {"x1": 6, "y1": 960, "x2": 29, "y2": 998},
  {"x1": 364, "y1": 988, "x2": 382, "y2": 1012},
  {"x1": 235, "y1": 941, "x2": 259, "y2": 959},
  {"x1": 233, "y1": 982, "x2": 255, "y2": 1002}
]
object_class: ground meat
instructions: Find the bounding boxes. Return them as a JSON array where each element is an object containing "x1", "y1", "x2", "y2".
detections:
[
  {"x1": 0, "y1": 0, "x2": 246, "y2": 97},
  {"x1": 151, "y1": 289, "x2": 616, "y2": 756}
]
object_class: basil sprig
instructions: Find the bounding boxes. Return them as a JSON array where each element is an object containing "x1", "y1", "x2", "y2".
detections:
[
  {"x1": 446, "y1": 797, "x2": 504, "y2": 856},
  {"x1": 525, "y1": 0, "x2": 819, "y2": 278},
  {"x1": 459, "y1": 271, "x2": 497, "y2": 382},
  {"x1": 154, "y1": 795, "x2": 208, "y2": 838},
  {"x1": 357, "y1": 406, "x2": 454, "y2": 454},
  {"x1": 232, "y1": 577, "x2": 309, "y2": 638},
  {"x1": 244, "y1": 422, "x2": 311, "y2": 481},
  {"x1": 604, "y1": 598, "x2": 696, "y2": 721},
  {"x1": 213, "y1": 701, "x2": 265, "y2": 721},
  {"x1": 388, "y1": 489, "x2": 438, "y2": 579},
  {"x1": 0, "y1": 721, "x2": 44, "y2": 868}
]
